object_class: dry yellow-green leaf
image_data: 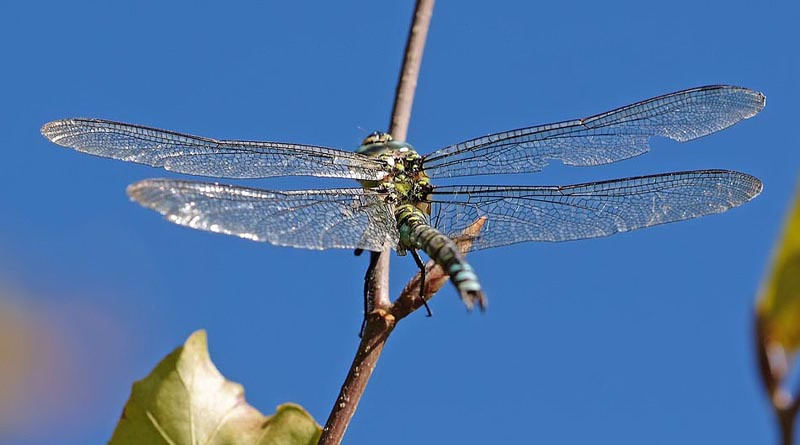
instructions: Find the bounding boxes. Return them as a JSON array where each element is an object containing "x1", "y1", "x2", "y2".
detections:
[
  {"x1": 109, "y1": 330, "x2": 321, "y2": 445},
  {"x1": 759, "y1": 188, "x2": 800, "y2": 352}
]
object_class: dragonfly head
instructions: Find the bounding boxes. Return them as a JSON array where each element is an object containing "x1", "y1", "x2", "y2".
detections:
[{"x1": 356, "y1": 132, "x2": 428, "y2": 202}]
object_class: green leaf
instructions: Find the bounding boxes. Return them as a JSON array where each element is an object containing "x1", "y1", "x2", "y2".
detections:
[
  {"x1": 109, "y1": 330, "x2": 321, "y2": 445},
  {"x1": 759, "y1": 189, "x2": 800, "y2": 353}
]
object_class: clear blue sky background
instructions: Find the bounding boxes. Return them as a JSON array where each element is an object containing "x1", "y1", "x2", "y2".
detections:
[{"x1": 0, "y1": 1, "x2": 796, "y2": 444}]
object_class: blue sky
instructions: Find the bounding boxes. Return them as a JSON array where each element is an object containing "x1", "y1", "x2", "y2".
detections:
[{"x1": 0, "y1": 1, "x2": 796, "y2": 444}]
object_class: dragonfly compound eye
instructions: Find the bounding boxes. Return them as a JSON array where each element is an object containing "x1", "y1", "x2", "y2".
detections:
[{"x1": 361, "y1": 131, "x2": 393, "y2": 146}]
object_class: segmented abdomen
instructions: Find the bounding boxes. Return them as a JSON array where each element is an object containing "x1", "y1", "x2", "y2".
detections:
[{"x1": 395, "y1": 205, "x2": 486, "y2": 310}]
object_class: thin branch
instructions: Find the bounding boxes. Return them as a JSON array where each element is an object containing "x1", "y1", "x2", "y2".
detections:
[
  {"x1": 756, "y1": 313, "x2": 781, "y2": 404},
  {"x1": 367, "y1": 251, "x2": 391, "y2": 310},
  {"x1": 389, "y1": 0, "x2": 433, "y2": 142},
  {"x1": 365, "y1": 0, "x2": 435, "y2": 314},
  {"x1": 318, "y1": 310, "x2": 396, "y2": 444},
  {"x1": 319, "y1": 2, "x2": 435, "y2": 444},
  {"x1": 755, "y1": 311, "x2": 800, "y2": 445}
]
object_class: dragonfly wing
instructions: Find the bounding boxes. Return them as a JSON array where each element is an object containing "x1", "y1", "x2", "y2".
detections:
[
  {"x1": 423, "y1": 85, "x2": 765, "y2": 178},
  {"x1": 42, "y1": 118, "x2": 387, "y2": 180},
  {"x1": 427, "y1": 170, "x2": 761, "y2": 251},
  {"x1": 128, "y1": 180, "x2": 398, "y2": 251}
]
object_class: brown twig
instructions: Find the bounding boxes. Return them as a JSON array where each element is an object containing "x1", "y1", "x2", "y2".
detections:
[
  {"x1": 388, "y1": 0, "x2": 433, "y2": 142},
  {"x1": 318, "y1": 309, "x2": 396, "y2": 445},
  {"x1": 755, "y1": 311, "x2": 800, "y2": 445},
  {"x1": 318, "y1": 2, "x2": 435, "y2": 444}
]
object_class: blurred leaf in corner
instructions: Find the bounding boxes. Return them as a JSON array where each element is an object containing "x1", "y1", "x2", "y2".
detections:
[
  {"x1": 109, "y1": 330, "x2": 321, "y2": 445},
  {"x1": 758, "y1": 185, "x2": 800, "y2": 356},
  {"x1": 0, "y1": 297, "x2": 37, "y2": 429}
]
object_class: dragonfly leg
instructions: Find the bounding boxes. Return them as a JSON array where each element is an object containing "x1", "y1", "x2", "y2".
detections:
[
  {"x1": 359, "y1": 251, "x2": 380, "y2": 338},
  {"x1": 409, "y1": 249, "x2": 433, "y2": 317}
]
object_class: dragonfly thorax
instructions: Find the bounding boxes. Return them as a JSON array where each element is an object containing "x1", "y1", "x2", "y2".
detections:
[{"x1": 356, "y1": 132, "x2": 431, "y2": 214}]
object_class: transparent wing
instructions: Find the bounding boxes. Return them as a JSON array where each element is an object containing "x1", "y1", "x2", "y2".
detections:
[
  {"x1": 427, "y1": 170, "x2": 762, "y2": 251},
  {"x1": 42, "y1": 118, "x2": 387, "y2": 180},
  {"x1": 423, "y1": 85, "x2": 765, "y2": 178},
  {"x1": 127, "y1": 179, "x2": 399, "y2": 251}
]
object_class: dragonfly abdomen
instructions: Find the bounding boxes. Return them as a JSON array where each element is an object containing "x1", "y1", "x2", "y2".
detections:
[{"x1": 395, "y1": 204, "x2": 487, "y2": 310}]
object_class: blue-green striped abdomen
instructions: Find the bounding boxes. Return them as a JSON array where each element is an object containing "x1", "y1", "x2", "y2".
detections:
[{"x1": 395, "y1": 204, "x2": 486, "y2": 310}]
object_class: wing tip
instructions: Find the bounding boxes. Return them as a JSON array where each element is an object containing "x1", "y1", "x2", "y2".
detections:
[
  {"x1": 126, "y1": 180, "x2": 148, "y2": 207},
  {"x1": 744, "y1": 172, "x2": 764, "y2": 200},
  {"x1": 714, "y1": 169, "x2": 763, "y2": 203},
  {"x1": 671, "y1": 85, "x2": 766, "y2": 143},
  {"x1": 125, "y1": 180, "x2": 145, "y2": 200},
  {"x1": 41, "y1": 117, "x2": 100, "y2": 144},
  {"x1": 126, "y1": 179, "x2": 169, "y2": 207},
  {"x1": 705, "y1": 84, "x2": 765, "y2": 106},
  {"x1": 736, "y1": 86, "x2": 767, "y2": 118},
  {"x1": 40, "y1": 119, "x2": 70, "y2": 143},
  {"x1": 719, "y1": 84, "x2": 766, "y2": 117},
  {"x1": 700, "y1": 168, "x2": 762, "y2": 191}
]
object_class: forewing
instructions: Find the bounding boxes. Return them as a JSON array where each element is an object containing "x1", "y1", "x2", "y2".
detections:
[
  {"x1": 42, "y1": 118, "x2": 386, "y2": 180},
  {"x1": 127, "y1": 180, "x2": 398, "y2": 251},
  {"x1": 423, "y1": 85, "x2": 765, "y2": 178},
  {"x1": 428, "y1": 170, "x2": 761, "y2": 251}
]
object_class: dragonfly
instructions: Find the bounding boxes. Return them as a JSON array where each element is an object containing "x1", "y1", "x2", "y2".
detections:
[{"x1": 42, "y1": 85, "x2": 764, "y2": 312}]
